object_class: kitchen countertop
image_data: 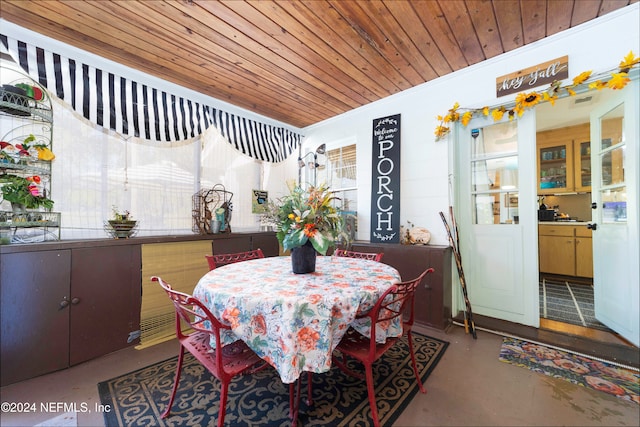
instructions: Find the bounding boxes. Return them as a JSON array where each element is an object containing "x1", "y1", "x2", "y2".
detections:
[{"x1": 538, "y1": 221, "x2": 590, "y2": 225}]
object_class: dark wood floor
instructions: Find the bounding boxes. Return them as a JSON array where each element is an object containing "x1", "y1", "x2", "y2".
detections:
[{"x1": 453, "y1": 313, "x2": 639, "y2": 369}]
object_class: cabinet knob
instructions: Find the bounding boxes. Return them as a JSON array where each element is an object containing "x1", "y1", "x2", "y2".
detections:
[
  {"x1": 71, "y1": 297, "x2": 81, "y2": 305},
  {"x1": 59, "y1": 297, "x2": 69, "y2": 309}
]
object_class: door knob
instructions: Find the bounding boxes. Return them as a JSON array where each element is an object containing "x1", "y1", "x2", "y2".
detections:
[{"x1": 587, "y1": 223, "x2": 597, "y2": 230}]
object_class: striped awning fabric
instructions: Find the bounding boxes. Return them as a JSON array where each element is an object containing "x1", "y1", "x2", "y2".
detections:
[{"x1": 1, "y1": 34, "x2": 301, "y2": 163}]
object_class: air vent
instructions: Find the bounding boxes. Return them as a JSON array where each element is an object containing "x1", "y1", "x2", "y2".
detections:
[{"x1": 574, "y1": 96, "x2": 593, "y2": 105}]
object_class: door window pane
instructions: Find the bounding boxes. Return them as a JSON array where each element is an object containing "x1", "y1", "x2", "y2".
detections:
[
  {"x1": 601, "y1": 146, "x2": 625, "y2": 186},
  {"x1": 472, "y1": 121, "x2": 518, "y2": 156},
  {"x1": 602, "y1": 188, "x2": 627, "y2": 223},
  {"x1": 470, "y1": 122, "x2": 519, "y2": 225},
  {"x1": 578, "y1": 141, "x2": 591, "y2": 187}
]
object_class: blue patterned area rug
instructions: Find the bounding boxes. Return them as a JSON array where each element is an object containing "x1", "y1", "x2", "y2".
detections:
[
  {"x1": 499, "y1": 337, "x2": 639, "y2": 405},
  {"x1": 98, "y1": 333, "x2": 448, "y2": 426}
]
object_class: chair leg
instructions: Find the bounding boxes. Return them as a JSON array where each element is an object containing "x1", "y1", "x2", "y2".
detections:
[
  {"x1": 364, "y1": 364, "x2": 380, "y2": 427},
  {"x1": 289, "y1": 379, "x2": 302, "y2": 427},
  {"x1": 162, "y1": 345, "x2": 186, "y2": 419},
  {"x1": 407, "y1": 331, "x2": 426, "y2": 393},
  {"x1": 218, "y1": 381, "x2": 230, "y2": 427},
  {"x1": 307, "y1": 371, "x2": 313, "y2": 406}
]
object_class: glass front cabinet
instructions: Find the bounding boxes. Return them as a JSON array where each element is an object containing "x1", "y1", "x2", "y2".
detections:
[{"x1": 537, "y1": 123, "x2": 591, "y2": 195}]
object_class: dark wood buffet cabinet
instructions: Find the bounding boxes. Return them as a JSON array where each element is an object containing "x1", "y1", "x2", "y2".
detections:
[{"x1": 1, "y1": 233, "x2": 451, "y2": 386}]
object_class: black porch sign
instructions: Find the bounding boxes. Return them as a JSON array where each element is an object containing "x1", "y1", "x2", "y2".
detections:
[{"x1": 370, "y1": 114, "x2": 401, "y2": 243}]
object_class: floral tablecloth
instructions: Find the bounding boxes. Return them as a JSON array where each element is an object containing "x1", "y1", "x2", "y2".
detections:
[{"x1": 193, "y1": 255, "x2": 401, "y2": 383}]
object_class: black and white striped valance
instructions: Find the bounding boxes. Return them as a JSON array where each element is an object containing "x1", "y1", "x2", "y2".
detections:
[{"x1": 1, "y1": 35, "x2": 301, "y2": 163}]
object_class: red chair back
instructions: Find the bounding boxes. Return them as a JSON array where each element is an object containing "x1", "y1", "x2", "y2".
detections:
[
  {"x1": 334, "y1": 248, "x2": 383, "y2": 262},
  {"x1": 152, "y1": 276, "x2": 231, "y2": 358},
  {"x1": 152, "y1": 276, "x2": 266, "y2": 426},
  {"x1": 332, "y1": 267, "x2": 435, "y2": 427},
  {"x1": 360, "y1": 267, "x2": 433, "y2": 347},
  {"x1": 205, "y1": 248, "x2": 265, "y2": 270}
]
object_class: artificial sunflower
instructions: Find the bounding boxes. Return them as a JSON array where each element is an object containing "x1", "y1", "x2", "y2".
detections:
[{"x1": 515, "y1": 91, "x2": 542, "y2": 108}]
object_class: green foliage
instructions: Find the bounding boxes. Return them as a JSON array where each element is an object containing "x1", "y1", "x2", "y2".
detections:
[
  {"x1": 274, "y1": 184, "x2": 349, "y2": 255},
  {"x1": 0, "y1": 174, "x2": 54, "y2": 209}
]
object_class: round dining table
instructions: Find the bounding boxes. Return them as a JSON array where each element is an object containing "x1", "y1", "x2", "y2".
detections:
[{"x1": 192, "y1": 255, "x2": 402, "y2": 383}]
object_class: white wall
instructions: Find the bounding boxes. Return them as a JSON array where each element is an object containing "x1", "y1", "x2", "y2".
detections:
[
  {"x1": 301, "y1": 4, "x2": 640, "y2": 246},
  {"x1": 2, "y1": 5, "x2": 638, "y2": 241}
]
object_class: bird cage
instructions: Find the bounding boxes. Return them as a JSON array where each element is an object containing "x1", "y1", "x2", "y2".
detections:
[{"x1": 192, "y1": 184, "x2": 233, "y2": 234}]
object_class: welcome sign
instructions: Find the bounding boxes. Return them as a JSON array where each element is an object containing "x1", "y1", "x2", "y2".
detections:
[{"x1": 370, "y1": 114, "x2": 401, "y2": 243}]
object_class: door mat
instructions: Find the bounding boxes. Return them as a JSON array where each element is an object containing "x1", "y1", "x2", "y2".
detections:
[
  {"x1": 499, "y1": 337, "x2": 639, "y2": 405},
  {"x1": 539, "y1": 279, "x2": 612, "y2": 331},
  {"x1": 98, "y1": 332, "x2": 448, "y2": 426}
]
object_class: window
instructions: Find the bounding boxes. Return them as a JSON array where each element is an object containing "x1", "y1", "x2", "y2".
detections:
[{"x1": 470, "y1": 122, "x2": 519, "y2": 224}]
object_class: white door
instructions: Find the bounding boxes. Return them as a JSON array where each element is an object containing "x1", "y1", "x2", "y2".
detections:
[
  {"x1": 589, "y1": 80, "x2": 639, "y2": 347},
  {"x1": 455, "y1": 112, "x2": 539, "y2": 326}
]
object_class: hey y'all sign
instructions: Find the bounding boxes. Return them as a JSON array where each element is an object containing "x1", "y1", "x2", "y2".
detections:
[{"x1": 496, "y1": 55, "x2": 568, "y2": 97}]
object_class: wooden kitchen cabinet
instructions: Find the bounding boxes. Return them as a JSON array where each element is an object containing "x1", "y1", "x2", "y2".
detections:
[
  {"x1": 575, "y1": 227, "x2": 593, "y2": 278},
  {"x1": 538, "y1": 226, "x2": 575, "y2": 276},
  {"x1": 537, "y1": 124, "x2": 590, "y2": 195},
  {"x1": 538, "y1": 225, "x2": 592, "y2": 278}
]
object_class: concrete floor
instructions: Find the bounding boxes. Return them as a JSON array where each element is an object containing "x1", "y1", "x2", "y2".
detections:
[{"x1": 1, "y1": 325, "x2": 638, "y2": 426}]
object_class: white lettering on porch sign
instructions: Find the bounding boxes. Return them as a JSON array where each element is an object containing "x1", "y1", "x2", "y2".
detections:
[
  {"x1": 496, "y1": 55, "x2": 569, "y2": 97},
  {"x1": 370, "y1": 114, "x2": 400, "y2": 243}
]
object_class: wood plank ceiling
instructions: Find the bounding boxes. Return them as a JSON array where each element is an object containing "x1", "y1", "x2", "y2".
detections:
[{"x1": 0, "y1": 0, "x2": 636, "y2": 128}]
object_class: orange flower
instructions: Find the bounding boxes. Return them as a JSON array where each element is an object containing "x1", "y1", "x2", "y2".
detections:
[
  {"x1": 250, "y1": 314, "x2": 267, "y2": 335},
  {"x1": 297, "y1": 326, "x2": 320, "y2": 352},
  {"x1": 303, "y1": 222, "x2": 317, "y2": 237},
  {"x1": 222, "y1": 307, "x2": 241, "y2": 328}
]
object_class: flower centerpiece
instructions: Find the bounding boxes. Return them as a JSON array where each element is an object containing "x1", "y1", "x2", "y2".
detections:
[
  {"x1": 0, "y1": 174, "x2": 54, "y2": 210},
  {"x1": 273, "y1": 183, "x2": 348, "y2": 273}
]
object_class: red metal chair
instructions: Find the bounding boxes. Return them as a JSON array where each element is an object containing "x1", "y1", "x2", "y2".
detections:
[
  {"x1": 331, "y1": 268, "x2": 435, "y2": 427},
  {"x1": 333, "y1": 248, "x2": 383, "y2": 262},
  {"x1": 152, "y1": 276, "x2": 265, "y2": 427},
  {"x1": 205, "y1": 248, "x2": 265, "y2": 270}
]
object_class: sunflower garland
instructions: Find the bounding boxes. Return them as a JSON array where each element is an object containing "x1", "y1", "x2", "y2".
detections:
[{"x1": 434, "y1": 51, "x2": 639, "y2": 140}]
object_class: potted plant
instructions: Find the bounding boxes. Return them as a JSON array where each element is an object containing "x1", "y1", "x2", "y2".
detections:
[
  {"x1": 106, "y1": 206, "x2": 138, "y2": 238},
  {"x1": 0, "y1": 174, "x2": 54, "y2": 210},
  {"x1": 273, "y1": 183, "x2": 348, "y2": 273}
]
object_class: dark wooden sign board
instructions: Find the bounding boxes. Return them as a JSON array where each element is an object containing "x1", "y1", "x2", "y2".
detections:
[{"x1": 370, "y1": 114, "x2": 401, "y2": 244}]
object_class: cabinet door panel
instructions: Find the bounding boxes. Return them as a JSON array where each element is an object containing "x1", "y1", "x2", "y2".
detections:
[
  {"x1": 351, "y1": 244, "x2": 452, "y2": 329},
  {"x1": 212, "y1": 235, "x2": 252, "y2": 255},
  {"x1": 575, "y1": 237, "x2": 593, "y2": 278},
  {"x1": 1, "y1": 250, "x2": 71, "y2": 386},
  {"x1": 539, "y1": 235, "x2": 575, "y2": 276},
  {"x1": 70, "y1": 245, "x2": 141, "y2": 365},
  {"x1": 251, "y1": 233, "x2": 279, "y2": 257}
]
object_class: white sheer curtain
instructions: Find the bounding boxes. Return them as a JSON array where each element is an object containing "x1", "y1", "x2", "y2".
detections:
[{"x1": 49, "y1": 96, "x2": 294, "y2": 240}]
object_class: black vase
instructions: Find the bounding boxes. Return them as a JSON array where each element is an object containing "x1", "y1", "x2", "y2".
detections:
[{"x1": 291, "y1": 240, "x2": 317, "y2": 274}]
